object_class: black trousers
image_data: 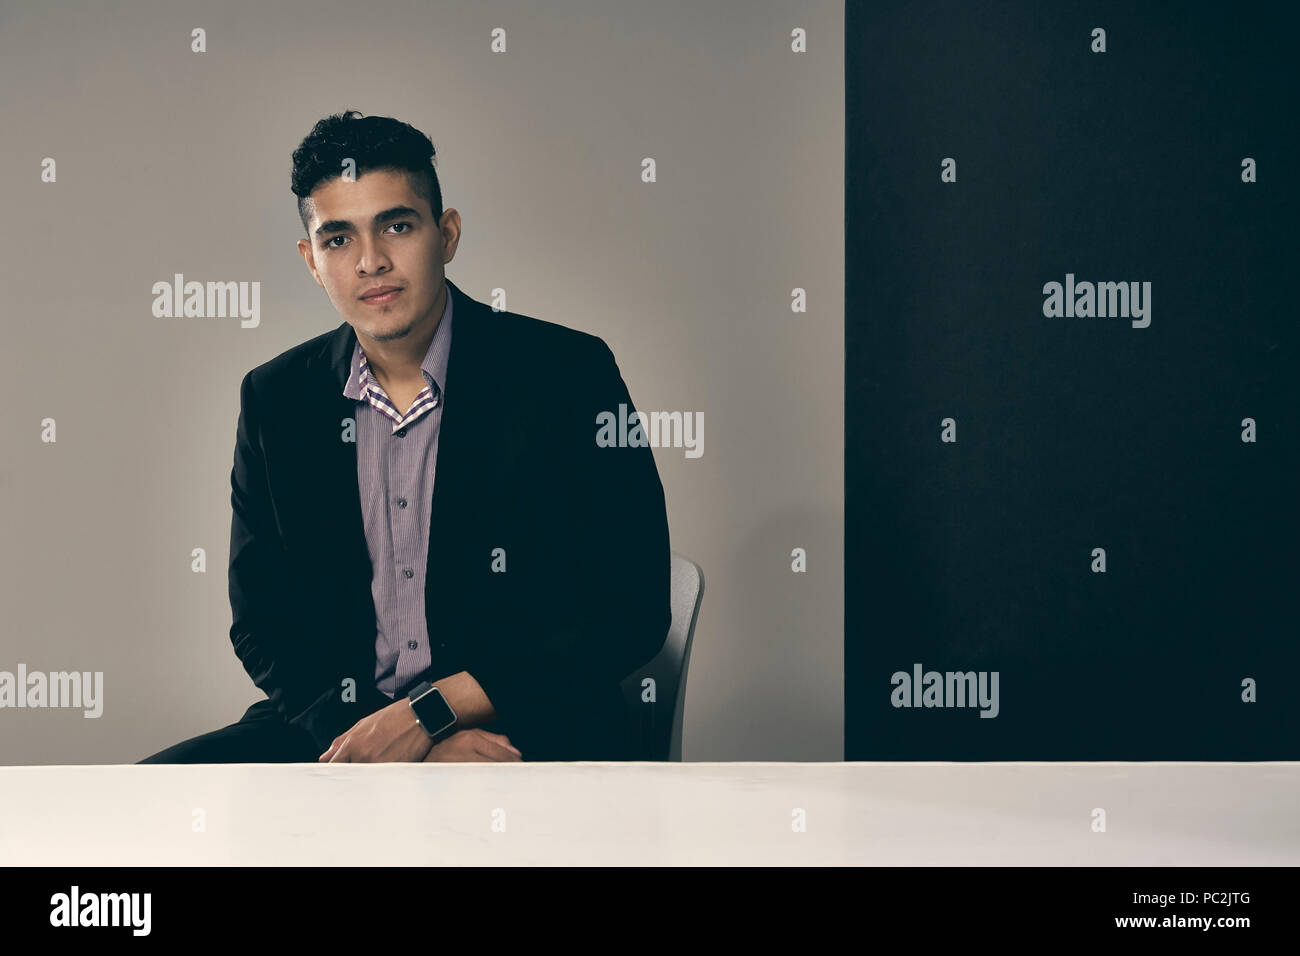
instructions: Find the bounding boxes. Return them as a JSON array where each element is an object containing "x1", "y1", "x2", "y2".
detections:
[{"x1": 136, "y1": 699, "x2": 319, "y2": 764}]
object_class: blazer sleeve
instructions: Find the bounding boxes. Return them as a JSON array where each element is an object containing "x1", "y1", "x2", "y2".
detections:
[
  {"x1": 466, "y1": 337, "x2": 672, "y2": 756},
  {"x1": 227, "y1": 370, "x2": 393, "y2": 754}
]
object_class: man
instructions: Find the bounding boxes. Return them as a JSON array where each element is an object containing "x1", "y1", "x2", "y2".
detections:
[{"x1": 139, "y1": 111, "x2": 671, "y2": 764}]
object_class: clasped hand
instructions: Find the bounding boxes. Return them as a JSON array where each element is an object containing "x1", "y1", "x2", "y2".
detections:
[{"x1": 318, "y1": 699, "x2": 522, "y2": 762}]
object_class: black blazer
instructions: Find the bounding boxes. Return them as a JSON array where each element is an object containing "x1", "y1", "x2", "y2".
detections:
[{"x1": 228, "y1": 278, "x2": 671, "y2": 760}]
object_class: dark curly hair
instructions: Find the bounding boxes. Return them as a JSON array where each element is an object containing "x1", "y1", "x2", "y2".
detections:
[{"x1": 291, "y1": 110, "x2": 444, "y2": 235}]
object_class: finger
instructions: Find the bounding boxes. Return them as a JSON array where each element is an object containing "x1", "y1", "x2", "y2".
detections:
[
  {"x1": 475, "y1": 739, "x2": 523, "y2": 762},
  {"x1": 469, "y1": 729, "x2": 514, "y2": 747},
  {"x1": 321, "y1": 735, "x2": 346, "y2": 761},
  {"x1": 422, "y1": 740, "x2": 444, "y2": 761},
  {"x1": 485, "y1": 733, "x2": 522, "y2": 756}
]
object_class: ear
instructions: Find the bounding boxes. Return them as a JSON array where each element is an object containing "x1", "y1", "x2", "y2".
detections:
[
  {"x1": 439, "y1": 208, "x2": 463, "y2": 264},
  {"x1": 297, "y1": 237, "x2": 324, "y2": 287}
]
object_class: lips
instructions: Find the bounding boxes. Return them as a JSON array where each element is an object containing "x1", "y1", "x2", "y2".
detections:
[{"x1": 360, "y1": 286, "x2": 403, "y2": 304}]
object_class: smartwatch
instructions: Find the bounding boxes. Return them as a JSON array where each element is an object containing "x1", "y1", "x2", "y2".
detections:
[{"x1": 407, "y1": 680, "x2": 458, "y2": 743}]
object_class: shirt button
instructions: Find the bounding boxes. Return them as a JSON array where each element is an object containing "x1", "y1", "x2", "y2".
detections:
[
  {"x1": 403, "y1": 568, "x2": 414, "y2": 578},
  {"x1": 397, "y1": 498, "x2": 407, "y2": 508},
  {"x1": 395, "y1": 428, "x2": 406, "y2": 437},
  {"x1": 439, "y1": 642, "x2": 447, "y2": 649},
  {"x1": 408, "y1": 640, "x2": 418, "y2": 650}
]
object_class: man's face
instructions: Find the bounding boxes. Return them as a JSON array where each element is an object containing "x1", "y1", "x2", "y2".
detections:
[{"x1": 296, "y1": 168, "x2": 459, "y2": 344}]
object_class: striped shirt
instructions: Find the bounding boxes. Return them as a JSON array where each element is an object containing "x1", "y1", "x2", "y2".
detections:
[{"x1": 342, "y1": 283, "x2": 454, "y2": 699}]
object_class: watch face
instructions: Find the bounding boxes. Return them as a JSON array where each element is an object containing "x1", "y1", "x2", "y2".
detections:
[{"x1": 414, "y1": 686, "x2": 456, "y2": 734}]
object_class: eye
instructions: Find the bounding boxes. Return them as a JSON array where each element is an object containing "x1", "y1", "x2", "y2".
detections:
[
  {"x1": 388, "y1": 222, "x2": 411, "y2": 234},
  {"x1": 324, "y1": 236, "x2": 347, "y2": 248}
]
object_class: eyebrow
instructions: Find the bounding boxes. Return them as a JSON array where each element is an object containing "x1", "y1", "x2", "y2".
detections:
[{"x1": 314, "y1": 205, "x2": 424, "y2": 239}]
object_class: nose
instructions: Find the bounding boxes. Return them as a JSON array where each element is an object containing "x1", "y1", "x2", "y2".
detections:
[{"x1": 355, "y1": 235, "x2": 392, "y2": 275}]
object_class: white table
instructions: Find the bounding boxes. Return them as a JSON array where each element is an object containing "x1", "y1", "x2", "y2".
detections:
[{"x1": 2, "y1": 762, "x2": 1296, "y2": 865}]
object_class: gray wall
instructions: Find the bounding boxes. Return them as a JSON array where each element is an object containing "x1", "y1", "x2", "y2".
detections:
[{"x1": 0, "y1": 0, "x2": 843, "y2": 764}]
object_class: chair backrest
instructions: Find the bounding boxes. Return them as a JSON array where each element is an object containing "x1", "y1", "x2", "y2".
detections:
[{"x1": 620, "y1": 552, "x2": 704, "y2": 760}]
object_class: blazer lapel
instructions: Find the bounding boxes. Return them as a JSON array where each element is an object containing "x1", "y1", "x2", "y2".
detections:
[
  {"x1": 300, "y1": 316, "x2": 373, "y2": 580},
  {"x1": 427, "y1": 278, "x2": 522, "y2": 541}
]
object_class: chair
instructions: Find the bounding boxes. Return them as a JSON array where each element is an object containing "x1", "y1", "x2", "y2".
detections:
[{"x1": 619, "y1": 552, "x2": 704, "y2": 760}]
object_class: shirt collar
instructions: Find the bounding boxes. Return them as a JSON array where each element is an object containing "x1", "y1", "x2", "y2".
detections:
[{"x1": 342, "y1": 280, "x2": 453, "y2": 401}]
